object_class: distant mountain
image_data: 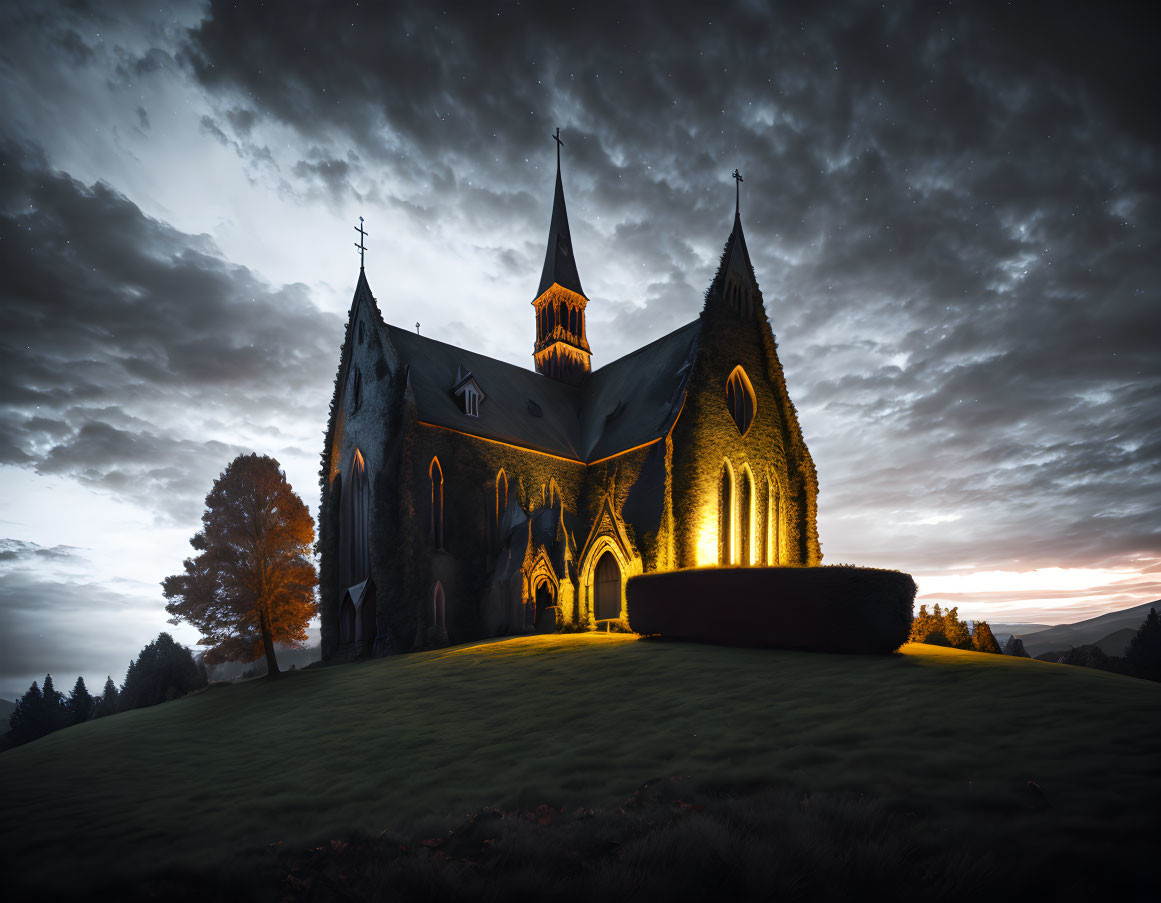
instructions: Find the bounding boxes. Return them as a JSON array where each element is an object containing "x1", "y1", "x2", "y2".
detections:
[
  {"x1": 1016, "y1": 601, "x2": 1158, "y2": 658},
  {"x1": 0, "y1": 698, "x2": 16, "y2": 723},
  {"x1": 1091, "y1": 627, "x2": 1138, "y2": 658},
  {"x1": 987, "y1": 623, "x2": 1051, "y2": 646}
]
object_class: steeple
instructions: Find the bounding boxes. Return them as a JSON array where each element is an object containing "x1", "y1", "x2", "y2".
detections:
[
  {"x1": 707, "y1": 170, "x2": 759, "y2": 317},
  {"x1": 532, "y1": 128, "x2": 591, "y2": 385}
]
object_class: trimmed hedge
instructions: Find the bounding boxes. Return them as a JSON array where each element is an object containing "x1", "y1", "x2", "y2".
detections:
[{"x1": 626, "y1": 566, "x2": 917, "y2": 654}]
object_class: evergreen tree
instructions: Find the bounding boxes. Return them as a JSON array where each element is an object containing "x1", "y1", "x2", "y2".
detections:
[
  {"x1": 1003, "y1": 636, "x2": 1030, "y2": 657},
  {"x1": 942, "y1": 607, "x2": 973, "y2": 650},
  {"x1": 8, "y1": 681, "x2": 44, "y2": 744},
  {"x1": 66, "y1": 676, "x2": 95, "y2": 725},
  {"x1": 93, "y1": 676, "x2": 119, "y2": 719},
  {"x1": 120, "y1": 633, "x2": 208, "y2": 711},
  {"x1": 39, "y1": 674, "x2": 68, "y2": 733},
  {"x1": 971, "y1": 621, "x2": 1002, "y2": 654},
  {"x1": 1124, "y1": 607, "x2": 1161, "y2": 682},
  {"x1": 908, "y1": 604, "x2": 933, "y2": 643}
]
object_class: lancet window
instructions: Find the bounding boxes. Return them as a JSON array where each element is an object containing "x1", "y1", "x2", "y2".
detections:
[
  {"x1": 719, "y1": 461, "x2": 734, "y2": 565},
  {"x1": 429, "y1": 457, "x2": 444, "y2": 548}
]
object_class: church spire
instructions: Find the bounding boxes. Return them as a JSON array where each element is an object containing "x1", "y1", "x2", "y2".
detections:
[
  {"x1": 537, "y1": 128, "x2": 585, "y2": 299},
  {"x1": 707, "y1": 170, "x2": 759, "y2": 317},
  {"x1": 532, "y1": 128, "x2": 591, "y2": 385}
]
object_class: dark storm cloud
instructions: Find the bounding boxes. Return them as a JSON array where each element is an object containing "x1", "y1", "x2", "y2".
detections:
[
  {"x1": 177, "y1": 0, "x2": 1161, "y2": 573},
  {"x1": 0, "y1": 142, "x2": 343, "y2": 520}
]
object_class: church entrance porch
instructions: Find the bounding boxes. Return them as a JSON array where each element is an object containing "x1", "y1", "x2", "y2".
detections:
[{"x1": 534, "y1": 578, "x2": 557, "y2": 632}]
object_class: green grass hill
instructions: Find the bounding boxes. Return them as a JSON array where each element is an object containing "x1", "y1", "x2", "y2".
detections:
[{"x1": 1, "y1": 635, "x2": 1158, "y2": 899}]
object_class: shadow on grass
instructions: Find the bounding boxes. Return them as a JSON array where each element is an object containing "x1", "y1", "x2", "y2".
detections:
[{"x1": 86, "y1": 776, "x2": 1148, "y2": 903}]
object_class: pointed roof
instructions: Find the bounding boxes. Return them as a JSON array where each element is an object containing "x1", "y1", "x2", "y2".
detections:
[
  {"x1": 536, "y1": 140, "x2": 585, "y2": 299},
  {"x1": 706, "y1": 178, "x2": 760, "y2": 304}
]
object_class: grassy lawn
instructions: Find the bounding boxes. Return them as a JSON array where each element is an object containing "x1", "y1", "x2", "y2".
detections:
[{"x1": 2, "y1": 635, "x2": 1158, "y2": 897}]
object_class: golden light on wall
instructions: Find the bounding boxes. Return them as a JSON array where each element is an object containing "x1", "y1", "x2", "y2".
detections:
[{"x1": 695, "y1": 500, "x2": 719, "y2": 567}]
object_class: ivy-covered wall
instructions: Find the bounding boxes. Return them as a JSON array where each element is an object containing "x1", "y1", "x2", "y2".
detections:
[{"x1": 670, "y1": 256, "x2": 821, "y2": 571}]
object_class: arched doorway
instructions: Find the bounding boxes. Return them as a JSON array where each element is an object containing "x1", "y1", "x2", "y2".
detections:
[
  {"x1": 339, "y1": 597, "x2": 356, "y2": 644},
  {"x1": 594, "y1": 551, "x2": 621, "y2": 620},
  {"x1": 534, "y1": 578, "x2": 555, "y2": 631}
]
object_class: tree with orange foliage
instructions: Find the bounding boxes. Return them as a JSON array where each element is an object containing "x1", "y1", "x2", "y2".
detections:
[{"x1": 163, "y1": 454, "x2": 317, "y2": 679}]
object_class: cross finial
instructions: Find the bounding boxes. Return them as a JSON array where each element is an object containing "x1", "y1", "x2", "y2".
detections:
[
  {"x1": 415, "y1": 321, "x2": 420, "y2": 334},
  {"x1": 553, "y1": 127, "x2": 563, "y2": 169},
  {"x1": 354, "y1": 216, "x2": 368, "y2": 269},
  {"x1": 732, "y1": 169, "x2": 743, "y2": 219}
]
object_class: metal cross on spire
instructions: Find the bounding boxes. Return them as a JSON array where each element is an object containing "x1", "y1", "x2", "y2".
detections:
[
  {"x1": 553, "y1": 127, "x2": 563, "y2": 169},
  {"x1": 732, "y1": 169, "x2": 743, "y2": 218},
  {"x1": 354, "y1": 216, "x2": 368, "y2": 268}
]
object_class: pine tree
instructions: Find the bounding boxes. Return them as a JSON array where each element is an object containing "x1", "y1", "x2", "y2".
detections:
[
  {"x1": 40, "y1": 674, "x2": 68, "y2": 733},
  {"x1": 1124, "y1": 607, "x2": 1161, "y2": 682},
  {"x1": 93, "y1": 676, "x2": 120, "y2": 719},
  {"x1": 1003, "y1": 636, "x2": 1030, "y2": 657},
  {"x1": 909, "y1": 604, "x2": 932, "y2": 643},
  {"x1": 66, "y1": 676, "x2": 95, "y2": 725},
  {"x1": 971, "y1": 621, "x2": 1002, "y2": 654},
  {"x1": 120, "y1": 633, "x2": 208, "y2": 711},
  {"x1": 8, "y1": 681, "x2": 44, "y2": 744},
  {"x1": 942, "y1": 607, "x2": 973, "y2": 650}
]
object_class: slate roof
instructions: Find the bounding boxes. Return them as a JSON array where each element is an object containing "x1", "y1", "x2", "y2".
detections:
[{"x1": 387, "y1": 319, "x2": 700, "y2": 463}]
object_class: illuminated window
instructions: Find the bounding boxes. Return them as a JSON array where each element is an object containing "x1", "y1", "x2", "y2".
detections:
[
  {"x1": 719, "y1": 462, "x2": 733, "y2": 565},
  {"x1": 495, "y1": 469, "x2": 508, "y2": 526},
  {"x1": 767, "y1": 478, "x2": 780, "y2": 565},
  {"x1": 343, "y1": 449, "x2": 369, "y2": 585},
  {"x1": 725, "y1": 367, "x2": 756, "y2": 436},
  {"x1": 739, "y1": 467, "x2": 754, "y2": 565},
  {"x1": 429, "y1": 457, "x2": 444, "y2": 548}
]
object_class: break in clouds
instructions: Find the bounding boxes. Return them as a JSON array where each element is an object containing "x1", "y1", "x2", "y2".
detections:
[{"x1": 0, "y1": 0, "x2": 1158, "y2": 695}]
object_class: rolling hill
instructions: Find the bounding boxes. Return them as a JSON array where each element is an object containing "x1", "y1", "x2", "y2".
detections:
[
  {"x1": 1015, "y1": 600, "x2": 1158, "y2": 657},
  {"x1": 0, "y1": 634, "x2": 1157, "y2": 899}
]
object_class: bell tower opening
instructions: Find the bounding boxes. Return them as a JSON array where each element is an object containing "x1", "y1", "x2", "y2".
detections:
[{"x1": 532, "y1": 127, "x2": 591, "y2": 386}]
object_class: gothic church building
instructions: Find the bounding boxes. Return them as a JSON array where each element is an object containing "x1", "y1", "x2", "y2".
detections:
[{"x1": 319, "y1": 148, "x2": 820, "y2": 659}]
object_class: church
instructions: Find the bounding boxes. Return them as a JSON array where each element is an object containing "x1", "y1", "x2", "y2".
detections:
[{"x1": 318, "y1": 140, "x2": 821, "y2": 660}]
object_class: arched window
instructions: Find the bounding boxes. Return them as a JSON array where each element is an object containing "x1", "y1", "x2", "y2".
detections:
[
  {"x1": 433, "y1": 581, "x2": 446, "y2": 632},
  {"x1": 429, "y1": 457, "x2": 444, "y2": 548},
  {"x1": 343, "y1": 449, "x2": 370, "y2": 586},
  {"x1": 594, "y1": 551, "x2": 621, "y2": 620},
  {"x1": 719, "y1": 462, "x2": 733, "y2": 565},
  {"x1": 767, "y1": 478, "x2": 780, "y2": 565},
  {"x1": 725, "y1": 367, "x2": 756, "y2": 436},
  {"x1": 495, "y1": 469, "x2": 508, "y2": 527},
  {"x1": 739, "y1": 467, "x2": 754, "y2": 566}
]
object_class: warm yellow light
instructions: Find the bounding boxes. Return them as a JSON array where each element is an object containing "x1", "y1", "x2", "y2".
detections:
[{"x1": 695, "y1": 501, "x2": 719, "y2": 567}]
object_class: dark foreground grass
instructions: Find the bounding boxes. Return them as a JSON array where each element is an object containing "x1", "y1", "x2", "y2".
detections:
[{"x1": 1, "y1": 635, "x2": 1158, "y2": 900}]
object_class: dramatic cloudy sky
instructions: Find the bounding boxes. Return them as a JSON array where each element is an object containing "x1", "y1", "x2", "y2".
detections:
[{"x1": 1, "y1": 0, "x2": 1158, "y2": 700}]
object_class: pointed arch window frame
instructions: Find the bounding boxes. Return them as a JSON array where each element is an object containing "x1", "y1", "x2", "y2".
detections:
[
  {"x1": 718, "y1": 459, "x2": 735, "y2": 566},
  {"x1": 495, "y1": 468, "x2": 508, "y2": 528},
  {"x1": 725, "y1": 366, "x2": 757, "y2": 437},
  {"x1": 739, "y1": 463, "x2": 756, "y2": 566},
  {"x1": 429, "y1": 457, "x2": 444, "y2": 549}
]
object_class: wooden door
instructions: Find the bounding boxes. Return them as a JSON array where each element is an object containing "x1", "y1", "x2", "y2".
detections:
[{"x1": 594, "y1": 552, "x2": 621, "y2": 620}]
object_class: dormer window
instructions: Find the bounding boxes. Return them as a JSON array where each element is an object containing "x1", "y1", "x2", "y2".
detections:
[
  {"x1": 451, "y1": 366, "x2": 485, "y2": 418},
  {"x1": 464, "y1": 385, "x2": 481, "y2": 417}
]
